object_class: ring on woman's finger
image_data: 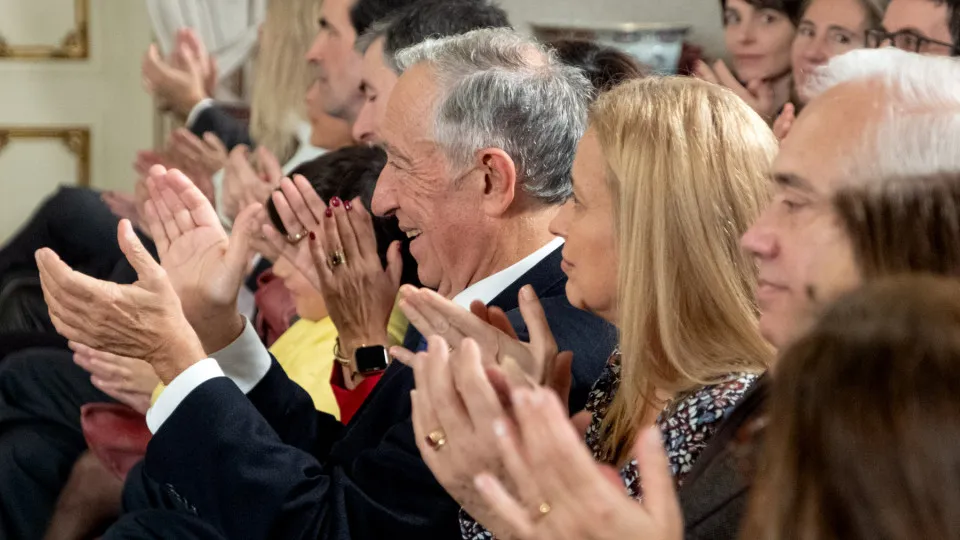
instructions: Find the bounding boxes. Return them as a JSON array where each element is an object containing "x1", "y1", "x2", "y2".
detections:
[
  {"x1": 286, "y1": 231, "x2": 305, "y2": 244},
  {"x1": 537, "y1": 502, "x2": 552, "y2": 517},
  {"x1": 425, "y1": 429, "x2": 447, "y2": 451},
  {"x1": 328, "y1": 250, "x2": 347, "y2": 269}
]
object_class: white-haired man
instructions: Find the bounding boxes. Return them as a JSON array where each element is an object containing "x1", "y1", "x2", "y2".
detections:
[
  {"x1": 35, "y1": 28, "x2": 615, "y2": 539},
  {"x1": 680, "y1": 47, "x2": 960, "y2": 539}
]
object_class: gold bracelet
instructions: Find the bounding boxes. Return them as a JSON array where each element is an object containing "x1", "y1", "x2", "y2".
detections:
[{"x1": 333, "y1": 338, "x2": 352, "y2": 368}]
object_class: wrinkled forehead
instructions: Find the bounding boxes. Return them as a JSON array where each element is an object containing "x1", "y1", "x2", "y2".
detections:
[{"x1": 774, "y1": 79, "x2": 889, "y2": 194}]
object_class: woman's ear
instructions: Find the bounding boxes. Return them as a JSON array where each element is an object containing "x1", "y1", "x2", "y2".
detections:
[{"x1": 477, "y1": 148, "x2": 517, "y2": 217}]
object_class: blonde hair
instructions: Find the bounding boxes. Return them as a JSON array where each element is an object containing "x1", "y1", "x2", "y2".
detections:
[
  {"x1": 593, "y1": 77, "x2": 777, "y2": 465},
  {"x1": 248, "y1": 0, "x2": 318, "y2": 164}
]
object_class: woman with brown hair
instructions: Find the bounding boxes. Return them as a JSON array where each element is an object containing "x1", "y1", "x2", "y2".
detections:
[{"x1": 743, "y1": 274, "x2": 960, "y2": 540}]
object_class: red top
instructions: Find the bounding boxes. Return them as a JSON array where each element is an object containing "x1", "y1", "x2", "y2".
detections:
[{"x1": 330, "y1": 365, "x2": 384, "y2": 424}]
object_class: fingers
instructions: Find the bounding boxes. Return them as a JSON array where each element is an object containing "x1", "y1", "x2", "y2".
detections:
[
  {"x1": 474, "y1": 472, "x2": 537, "y2": 540},
  {"x1": 346, "y1": 197, "x2": 378, "y2": 260},
  {"x1": 634, "y1": 426, "x2": 682, "y2": 524},
  {"x1": 146, "y1": 168, "x2": 182, "y2": 244},
  {"x1": 117, "y1": 219, "x2": 164, "y2": 283},
  {"x1": 424, "y1": 335, "x2": 472, "y2": 433},
  {"x1": 402, "y1": 290, "x2": 466, "y2": 345},
  {"x1": 142, "y1": 200, "x2": 169, "y2": 256},
  {"x1": 389, "y1": 346, "x2": 417, "y2": 367},
  {"x1": 161, "y1": 169, "x2": 223, "y2": 229},
  {"x1": 545, "y1": 351, "x2": 574, "y2": 411},
  {"x1": 282, "y1": 176, "x2": 323, "y2": 233},
  {"x1": 385, "y1": 241, "x2": 404, "y2": 289},
  {"x1": 773, "y1": 103, "x2": 796, "y2": 141},
  {"x1": 256, "y1": 146, "x2": 283, "y2": 185},
  {"x1": 226, "y1": 203, "x2": 262, "y2": 272},
  {"x1": 331, "y1": 197, "x2": 363, "y2": 265},
  {"x1": 488, "y1": 415, "x2": 547, "y2": 521},
  {"x1": 203, "y1": 132, "x2": 228, "y2": 160},
  {"x1": 270, "y1": 189, "x2": 306, "y2": 239},
  {"x1": 712, "y1": 60, "x2": 744, "y2": 92},
  {"x1": 450, "y1": 339, "x2": 504, "y2": 425},
  {"x1": 693, "y1": 60, "x2": 719, "y2": 84},
  {"x1": 487, "y1": 305, "x2": 519, "y2": 339},
  {"x1": 517, "y1": 285, "x2": 557, "y2": 362}
]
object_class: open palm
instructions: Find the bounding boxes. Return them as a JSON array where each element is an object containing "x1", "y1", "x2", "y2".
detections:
[{"x1": 142, "y1": 166, "x2": 253, "y2": 331}]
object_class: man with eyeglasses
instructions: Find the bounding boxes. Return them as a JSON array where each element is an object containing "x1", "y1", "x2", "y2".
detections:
[{"x1": 867, "y1": 0, "x2": 960, "y2": 55}]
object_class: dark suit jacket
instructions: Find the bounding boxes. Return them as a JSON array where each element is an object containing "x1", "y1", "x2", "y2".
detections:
[
  {"x1": 679, "y1": 376, "x2": 769, "y2": 540},
  {"x1": 188, "y1": 104, "x2": 253, "y2": 150},
  {"x1": 141, "y1": 246, "x2": 616, "y2": 539}
]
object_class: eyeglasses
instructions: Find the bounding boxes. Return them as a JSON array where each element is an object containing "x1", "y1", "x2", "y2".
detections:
[{"x1": 866, "y1": 28, "x2": 960, "y2": 56}]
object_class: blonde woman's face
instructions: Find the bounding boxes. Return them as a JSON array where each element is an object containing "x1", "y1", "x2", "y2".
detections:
[{"x1": 548, "y1": 128, "x2": 619, "y2": 323}]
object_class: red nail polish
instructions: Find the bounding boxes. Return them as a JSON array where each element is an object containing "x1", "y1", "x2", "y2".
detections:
[
  {"x1": 344, "y1": 200, "x2": 352, "y2": 211},
  {"x1": 331, "y1": 197, "x2": 341, "y2": 207},
  {"x1": 309, "y1": 231, "x2": 316, "y2": 240},
  {"x1": 325, "y1": 208, "x2": 333, "y2": 218}
]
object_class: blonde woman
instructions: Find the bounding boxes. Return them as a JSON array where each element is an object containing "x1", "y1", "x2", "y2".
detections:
[{"x1": 394, "y1": 76, "x2": 777, "y2": 539}]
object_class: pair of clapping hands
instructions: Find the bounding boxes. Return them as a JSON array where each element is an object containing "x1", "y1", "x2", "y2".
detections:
[
  {"x1": 42, "y1": 164, "x2": 402, "y2": 393},
  {"x1": 389, "y1": 310, "x2": 684, "y2": 540}
]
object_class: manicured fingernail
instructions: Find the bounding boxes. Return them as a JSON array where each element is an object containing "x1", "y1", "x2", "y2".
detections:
[
  {"x1": 344, "y1": 200, "x2": 352, "y2": 211},
  {"x1": 331, "y1": 197, "x2": 341, "y2": 207},
  {"x1": 325, "y1": 208, "x2": 333, "y2": 218},
  {"x1": 309, "y1": 231, "x2": 316, "y2": 241},
  {"x1": 492, "y1": 419, "x2": 507, "y2": 438}
]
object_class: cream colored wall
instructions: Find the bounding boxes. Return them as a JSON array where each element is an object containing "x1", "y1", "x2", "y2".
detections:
[
  {"x1": 0, "y1": 0, "x2": 154, "y2": 243},
  {"x1": 500, "y1": 0, "x2": 728, "y2": 58}
]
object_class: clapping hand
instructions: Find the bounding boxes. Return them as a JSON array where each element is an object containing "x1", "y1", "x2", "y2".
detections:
[
  {"x1": 142, "y1": 28, "x2": 213, "y2": 117},
  {"x1": 166, "y1": 128, "x2": 228, "y2": 178},
  {"x1": 474, "y1": 387, "x2": 684, "y2": 540},
  {"x1": 772, "y1": 102, "x2": 796, "y2": 141},
  {"x1": 398, "y1": 336, "x2": 524, "y2": 535},
  {"x1": 141, "y1": 165, "x2": 258, "y2": 353},
  {"x1": 695, "y1": 59, "x2": 778, "y2": 121},
  {"x1": 391, "y1": 284, "x2": 570, "y2": 386},
  {"x1": 36, "y1": 218, "x2": 205, "y2": 385},
  {"x1": 70, "y1": 341, "x2": 160, "y2": 415},
  {"x1": 263, "y1": 175, "x2": 403, "y2": 360}
]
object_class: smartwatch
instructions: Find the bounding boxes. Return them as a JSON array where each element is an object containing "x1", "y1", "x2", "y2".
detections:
[{"x1": 355, "y1": 345, "x2": 389, "y2": 375}]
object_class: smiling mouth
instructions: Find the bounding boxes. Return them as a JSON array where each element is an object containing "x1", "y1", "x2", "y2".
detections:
[{"x1": 405, "y1": 229, "x2": 422, "y2": 239}]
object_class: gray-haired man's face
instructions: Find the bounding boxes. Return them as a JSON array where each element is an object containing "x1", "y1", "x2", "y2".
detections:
[{"x1": 371, "y1": 64, "x2": 498, "y2": 298}]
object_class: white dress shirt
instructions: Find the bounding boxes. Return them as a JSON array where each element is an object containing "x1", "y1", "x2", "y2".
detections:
[{"x1": 145, "y1": 237, "x2": 565, "y2": 433}]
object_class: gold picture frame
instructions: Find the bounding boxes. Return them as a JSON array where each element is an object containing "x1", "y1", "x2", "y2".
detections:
[
  {"x1": 0, "y1": 127, "x2": 91, "y2": 186},
  {"x1": 0, "y1": 0, "x2": 89, "y2": 60}
]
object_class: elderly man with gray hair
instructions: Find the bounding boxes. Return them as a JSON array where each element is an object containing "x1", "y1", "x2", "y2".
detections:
[{"x1": 33, "y1": 27, "x2": 614, "y2": 540}]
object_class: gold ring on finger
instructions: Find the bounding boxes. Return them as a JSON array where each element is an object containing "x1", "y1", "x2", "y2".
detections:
[
  {"x1": 286, "y1": 231, "x2": 305, "y2": 244},
  {"x1": 538, "y1": 502, "x2": 552, "y2": 516},
  {"x1": 425, "y1": 429, "x2": 447, "y2": 451},
  {"x1": 328, "y1": 250, "x2": 347, "y2": 268}
]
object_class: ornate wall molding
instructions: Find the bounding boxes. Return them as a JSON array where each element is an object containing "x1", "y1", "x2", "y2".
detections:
[
  {"x1": 0, "y1": 0, "x2": 89, "y2": 60},
  {"x1": 0, "y1": 127, "x2": 91, "y2": 186}
]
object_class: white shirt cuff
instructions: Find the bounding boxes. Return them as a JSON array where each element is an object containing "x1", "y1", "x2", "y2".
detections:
[
  {"x1": 209, "y1": 316, "x2": 273, "y2": 394},
  {"x1": 185, "y1": 98, "x2": 215, "y2": 129},
  {"x1": 146, "y1": 358, "x2": 225, "y2": 433}
]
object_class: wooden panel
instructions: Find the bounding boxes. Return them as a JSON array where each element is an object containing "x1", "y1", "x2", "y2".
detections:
[
  {"x1": 0, "y1": 127, "x2": 90, "y2": 242},
  {"x1": 0, "y1": 0, "x2": 89, "y2": 60}
]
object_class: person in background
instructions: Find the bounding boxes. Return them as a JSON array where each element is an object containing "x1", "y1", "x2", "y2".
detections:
[
  {"x1": 352, "y1": 0, "x2": 512, "y2": 144},
  {"x1": 398, "y1": 75, "x2": 777, "y2": 540},
  {"x1": 870, "y1": 0, "x2": 960, "y2": 55},
  {"x1": 774, "y1": 0, "x2": 888, "y2": 137},
  {"x1": 547, "y1": 39, "x2": 650, "y2": 96},
  {"x1": 696, "y1": 0, "x2": 803, "y2": 121}
]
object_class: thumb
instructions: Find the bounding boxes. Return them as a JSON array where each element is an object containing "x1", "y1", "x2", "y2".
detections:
[
  {"x1": 117, "y1": 219, "x2": 162, "y2": 282},
  {"x1": 385, "y1": 240, "x2": 404, "y2": 289},
  {"x1": 226, "y1": 203, "x2": 261, "y2": 272}
]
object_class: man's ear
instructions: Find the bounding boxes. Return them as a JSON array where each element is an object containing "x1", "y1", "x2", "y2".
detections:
[{"x1": 477, "y1": 148, "x2": 517, "y2": 217}]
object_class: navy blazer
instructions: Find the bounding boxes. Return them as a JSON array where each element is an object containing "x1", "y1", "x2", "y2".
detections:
[
  {"x1": 140, "y1": 246, "x2": 616, "y2": 539},
  {"x1": 189, "y1": 105, "x2": 253, "y2": 150}
]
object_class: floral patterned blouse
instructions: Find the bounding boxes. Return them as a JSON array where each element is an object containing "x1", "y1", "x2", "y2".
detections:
[{"x1": 459, "y1": 352, "x2": 760, "y2": 539}]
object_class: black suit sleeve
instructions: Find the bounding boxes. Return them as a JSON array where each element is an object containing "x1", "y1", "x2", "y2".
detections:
[
  {"x1": 143, "y1": 366, "x2": 459, "y2": 540},
  {"x1": 189, "y1": 105, "x2": 253, "y2": 150},
  {"x1": 245, "y1": 359, "x2": 345, "y2": 459}
]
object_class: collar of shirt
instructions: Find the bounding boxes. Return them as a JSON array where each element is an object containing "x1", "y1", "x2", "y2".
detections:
[{"x1": 451, "y1": 236, "x2": 564, "y2": 309}]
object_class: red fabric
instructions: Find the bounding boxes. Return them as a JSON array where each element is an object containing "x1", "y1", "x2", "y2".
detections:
[
  {"x1": 254, "y1": 269, "x2": 297, "y2": 347},
  {"x1": 330, "y1": 364, "x2": 383, "y2": 424},
  {"x1": 80, "y1": 403, "x2": 151, "y2": 482}
]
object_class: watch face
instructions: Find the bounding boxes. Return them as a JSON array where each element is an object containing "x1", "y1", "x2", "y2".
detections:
[{"x1": 355, "y1": 346, "x2": 389, "y2": 374}]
